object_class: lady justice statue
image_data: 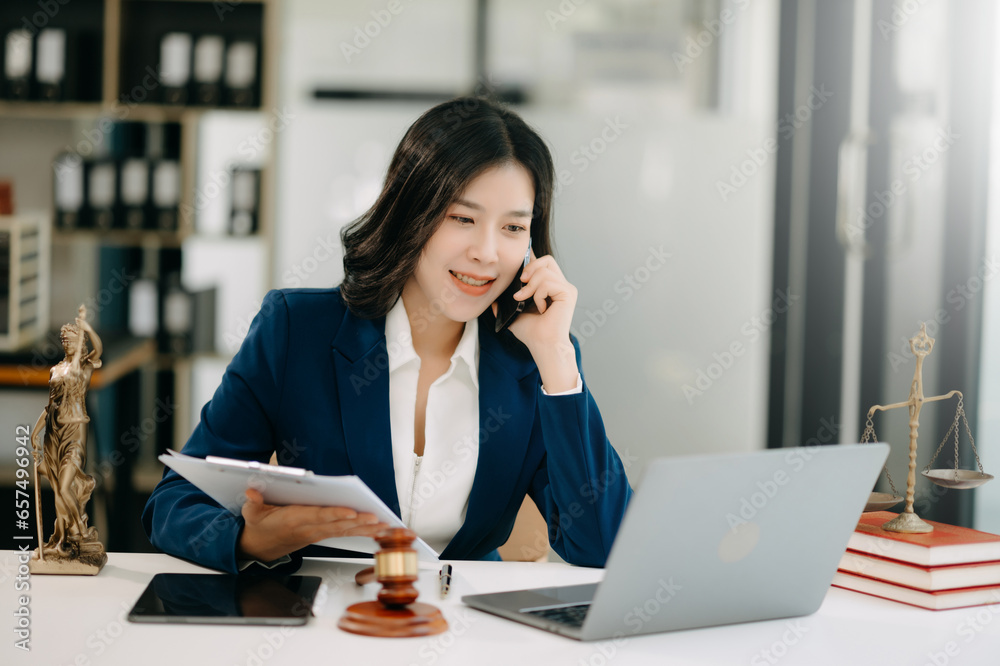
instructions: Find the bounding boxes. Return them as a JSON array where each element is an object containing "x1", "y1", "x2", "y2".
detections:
[{"x1": 29, "y1": 305, "x2": 107, "y2": 574}]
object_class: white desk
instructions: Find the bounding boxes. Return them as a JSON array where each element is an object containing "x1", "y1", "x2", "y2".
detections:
[{"x1": 2, "y1": 551, "x2": 998, "y2": 665}]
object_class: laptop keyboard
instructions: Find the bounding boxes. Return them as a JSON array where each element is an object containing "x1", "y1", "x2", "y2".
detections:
[{"x1": 524, "y1": 603, "x2": 591, "y2": 628}]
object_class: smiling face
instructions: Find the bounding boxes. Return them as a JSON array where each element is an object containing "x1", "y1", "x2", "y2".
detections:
[{"x1": 402, "y1": 162, "x2": 534, "y2": 325}]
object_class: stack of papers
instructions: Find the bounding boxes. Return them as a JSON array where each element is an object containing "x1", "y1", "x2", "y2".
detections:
[{"x1": 160, "y1": 450, "x2": 438, "y2": 561}]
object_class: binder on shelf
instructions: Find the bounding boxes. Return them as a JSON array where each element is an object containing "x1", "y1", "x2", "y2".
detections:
[
  {"x1": 229, "y1": 167, "x2": 259, "y2": 236},
  {"x1": 190, "y1": 285, "x2": 217, "y2": 354},
  {"x1": 151, "y1": 160, "x2": 180, "y2": 231},
  {"x1": 4, "y1": 29, "x2": 33, "y2": 100},
  {"x1": 128, "y1": 277, "x2": 159, "y2": 339},
  {"x1": 224, "y1": 39, "x2": 257, "y2": 107},
  {"x1": 193, "y1": 34, "x2": 224, "y2": 106},
  {"x1": 53, "y1": 153, "x2": 85, "y2": 230},
  {"x1": 161, "y1": 272, "x2": 192, "y2": 355},
  {"x1": 159, "y1": 32, "x2": 192, "y2": 105},
  {"x1": 34, "y1": 28, "x2": 66, "y2": 101},
  {"x1": 120, "y1": 158, "x2": 151, "y2": 230},
  {"x1": 86, "y1": 159, "x2": 118, "y2": 230}
]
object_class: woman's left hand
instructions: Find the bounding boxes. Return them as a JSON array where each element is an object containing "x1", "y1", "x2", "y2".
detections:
[{"x1": 492, "y1": 253, "x2": 580, "y2": 392}]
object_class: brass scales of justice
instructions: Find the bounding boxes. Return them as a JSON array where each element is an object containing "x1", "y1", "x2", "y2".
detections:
[{"x1": 860, "y1": 324, "x2": 992, "y2": 533}]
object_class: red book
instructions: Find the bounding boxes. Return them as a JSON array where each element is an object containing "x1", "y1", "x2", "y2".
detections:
[
  {"x1": 847, "y1": 512, "x2": 1000, "y2": 566},
  {"x1": 832, "y1": 570, "x2": 1000, "y2": 611},
  {"x1": 839, "y1": 550, "x2": 1000, "y2": 591}
]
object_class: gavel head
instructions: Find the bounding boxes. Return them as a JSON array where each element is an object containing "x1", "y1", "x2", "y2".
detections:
[{"x1": 373, "y1": 528, "x2": 420, "y2": 608}]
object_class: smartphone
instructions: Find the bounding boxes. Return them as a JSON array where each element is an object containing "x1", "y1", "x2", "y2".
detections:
[
  {"x1": 127, "y1": 573, "x2": 322, "y2": 626},
  {"x1": 495, "y1": 239, "x2": 532, "y2": 333}
]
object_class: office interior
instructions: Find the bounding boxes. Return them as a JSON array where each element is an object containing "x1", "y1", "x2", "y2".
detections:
[{"x1": 1, "y1": 0, "x2": 999, "y2": 556}]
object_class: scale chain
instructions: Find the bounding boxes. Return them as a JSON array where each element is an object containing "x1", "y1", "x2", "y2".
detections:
[
  {"x1": 862, "y1": 414, "x2": 900, "y2": 498},
  {"x1": 922, "y1": 396, "x2": 986, "y2": 474}
]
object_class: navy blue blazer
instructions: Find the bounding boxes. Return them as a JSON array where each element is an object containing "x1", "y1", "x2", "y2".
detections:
[{"x1": 142, "y1": 288, "x2": 632, "y2": 573}]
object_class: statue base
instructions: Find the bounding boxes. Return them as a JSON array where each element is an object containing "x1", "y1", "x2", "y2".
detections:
[
  {"x1": 881, "y1": 511, "x2": 934, "y2": 534},
  {"x1": 29, "y1": 538, "x2": 107, "y2": 575}
]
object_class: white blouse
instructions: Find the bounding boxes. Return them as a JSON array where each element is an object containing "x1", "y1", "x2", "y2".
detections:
[{"x1": 385, "y1": 298, "x2": 481, "y2": 555}]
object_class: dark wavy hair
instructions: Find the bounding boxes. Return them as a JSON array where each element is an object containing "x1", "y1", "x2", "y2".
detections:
[{"x1": 340, "y1": 97, "x2": 555, "y2": 318}]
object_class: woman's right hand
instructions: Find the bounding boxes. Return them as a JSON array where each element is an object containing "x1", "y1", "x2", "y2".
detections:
[{"x1": 237, "y1": 488, "x2": 390, "y2": 563}]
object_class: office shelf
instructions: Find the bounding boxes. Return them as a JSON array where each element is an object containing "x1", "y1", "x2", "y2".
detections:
[{"x1": 0, "y1": 0, "x2": 277, "y2": 552}]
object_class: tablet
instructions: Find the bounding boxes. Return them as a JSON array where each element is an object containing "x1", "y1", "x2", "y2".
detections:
[{"x1": 127, "y1": 573, "x2": 323, "y2": 626}]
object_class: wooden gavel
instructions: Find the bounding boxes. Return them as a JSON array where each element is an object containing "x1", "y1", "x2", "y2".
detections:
[{"x1": 339, "y1": 528, "x2": 448, "y2": 637}]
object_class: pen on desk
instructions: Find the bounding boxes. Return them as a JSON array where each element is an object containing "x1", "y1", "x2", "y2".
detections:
[{"x1": 439, "y1": 564, "x2": 452, "y2": 599}]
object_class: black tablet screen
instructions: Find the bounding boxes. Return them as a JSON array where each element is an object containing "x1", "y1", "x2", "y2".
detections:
[{"x1": 128, "y1": 573, "x2": 322, "y2": 626}]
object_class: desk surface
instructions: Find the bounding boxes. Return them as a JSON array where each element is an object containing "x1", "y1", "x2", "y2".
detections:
[{"x1": 2, "y1": 551, "x2": 998, "y2": 665}]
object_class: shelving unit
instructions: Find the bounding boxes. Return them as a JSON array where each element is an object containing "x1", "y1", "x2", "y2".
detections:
[{"x1": 1, "y1": 0, "x2": 277, "y2": 551}]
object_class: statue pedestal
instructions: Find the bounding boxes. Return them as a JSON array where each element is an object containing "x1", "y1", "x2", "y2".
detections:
[{"x1": 30, "y1": 538, "x2": 107, "y2": 575}]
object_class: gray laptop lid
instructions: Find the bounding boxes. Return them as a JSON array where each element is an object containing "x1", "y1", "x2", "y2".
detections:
[{"x1": 578, "y1": 443, "x2": 889, "y2": 640}]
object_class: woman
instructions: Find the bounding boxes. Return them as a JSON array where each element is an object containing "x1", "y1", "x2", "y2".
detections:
[
  {"x1": 32, "y1": 306, "x2": 104, "y2": 561},
  {"x1": 143, "y1": 97, "x2": 632, "y2": 573}
]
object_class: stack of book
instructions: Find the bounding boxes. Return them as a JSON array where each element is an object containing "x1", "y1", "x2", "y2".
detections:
[{"x1": 833, "y1": 511, "x2": 1000, "y2": 610}]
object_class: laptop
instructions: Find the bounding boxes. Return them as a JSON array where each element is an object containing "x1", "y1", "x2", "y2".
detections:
[{"x1": 463, "y1": 443, "x2": 889, "y2": 641}]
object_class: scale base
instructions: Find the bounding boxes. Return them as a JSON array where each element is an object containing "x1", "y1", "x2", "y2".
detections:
[{"x1": 882, "y1": 511, "x2": 933, "y2": 534}]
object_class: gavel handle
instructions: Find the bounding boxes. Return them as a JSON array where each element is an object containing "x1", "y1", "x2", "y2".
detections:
[{"x1": 355, "y1": 566, "x2": 377, "y2": 586}]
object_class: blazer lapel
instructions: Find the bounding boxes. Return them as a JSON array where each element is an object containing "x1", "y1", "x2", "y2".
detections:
[
  {"x1": 330, "y1": 309, "x2": 401, "y2": 517},
  {"x1": 443, "y1": 320, "x2": 539, "y2": 558}
]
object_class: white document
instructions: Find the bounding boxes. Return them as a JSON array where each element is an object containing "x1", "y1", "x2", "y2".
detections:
[{"x1": 160, "y1": 450, "x2": 438, "y2": 561}]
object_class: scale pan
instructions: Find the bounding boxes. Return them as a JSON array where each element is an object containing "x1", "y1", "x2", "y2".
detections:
[
  {"x1": 864, "y1": 492, "x2": 903, "y2": 512},
  {"x1": 922, "y1": 469, "x2": 994, "y2": 489}
]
